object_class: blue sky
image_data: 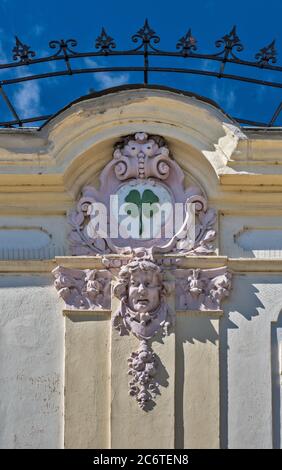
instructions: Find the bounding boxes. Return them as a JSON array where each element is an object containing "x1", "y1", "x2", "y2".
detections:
[{"x1": 0, "y1": 0, "x2": 282, "y2": 126}]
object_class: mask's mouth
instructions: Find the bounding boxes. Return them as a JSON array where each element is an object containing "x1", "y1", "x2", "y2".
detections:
[{"x1": 136, "y1": 299, "x2": 149, "y2": 305}]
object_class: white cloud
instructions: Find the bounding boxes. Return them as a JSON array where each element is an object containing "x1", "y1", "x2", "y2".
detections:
[
  {"x1": 200, "y1": 59, "x2": 218, "y2": 72},
  {"x1": 256, "y1": 75, "x2": 274, "y2": 104},
  {"x1": 227, "y1": 90, "x2": 235, "y2": 109},
  {"x1": 84, "y1": 58, "x2": 98, "y2": 68},
  {"x1": 38, "y1": 49, "x2": 58, "y2": 71},
  {"x1": 95, "y1": 72, "x2": 129, "y2": 89},
  {"x1": 0, "y1": 38, "x2": 8, "y2": 65},
  {"x1": 210, "y1": 82, "x2": 236, "y2": 111},
  {"x1": 33, "y1": 25, "x2": 45, "y2": 36},
  {"x1": 256, "y1": 85, "x2": 266, "y2": 104},
  {"x1": 84, "y1": 58, "x2": 129, "y2": 90},
  {"x1": 13, "y1": 79, "x2": 41, "y2": 118}
]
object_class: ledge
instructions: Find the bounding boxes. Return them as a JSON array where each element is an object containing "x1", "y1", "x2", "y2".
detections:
[
  {"x1": 64, "y1": 309, "x2": 223, "y2": 317},
  {"x1": 0, "y1": 256, "x2": 282, "y2": 274},
  {"x1": 228, "y1": 258, "x2": 282, "y2": 272},
  {"x1": 176, "y1": 310, "x2": 223, "y2": 317},
  {"x1": 55, "y1": 255, "x2": 229, "y2": 270},
  {"x1": 63, "y1": 308, "x2": 111, "y2": 317},
  {"x1": 0, "y1": 259, "x2": 56, "y2": 272},
  {"x1": 55, "y1": 255, "x2": 282, "y2": 273}
]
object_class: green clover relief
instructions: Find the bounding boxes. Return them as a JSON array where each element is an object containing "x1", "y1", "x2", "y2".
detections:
[{"x1": 125, "y1": 189, "x2": 160, "y2": 236}]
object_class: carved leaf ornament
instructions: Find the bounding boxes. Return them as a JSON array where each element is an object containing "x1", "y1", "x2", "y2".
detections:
[{"x1": 53, "y1": 132, "x2": 232, "y2": 409}]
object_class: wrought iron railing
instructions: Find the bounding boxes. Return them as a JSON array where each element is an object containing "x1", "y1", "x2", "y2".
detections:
[{"x1": 0, "y1": 20, "x2": 281, "y2": 128}]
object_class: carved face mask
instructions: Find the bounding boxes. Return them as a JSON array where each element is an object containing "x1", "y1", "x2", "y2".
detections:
[
  {"x1": 128, "y1": 270, "x2": 161, "y2": 313},
  {"x1": 123, "y1": 139, "x2": 159, "y2": 158}
]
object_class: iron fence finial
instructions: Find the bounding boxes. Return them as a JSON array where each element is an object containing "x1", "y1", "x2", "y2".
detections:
[{"x1": 12, "y1": 36, "x2": 35, "y2": 63}]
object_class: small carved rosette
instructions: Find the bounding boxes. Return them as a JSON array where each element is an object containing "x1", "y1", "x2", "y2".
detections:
[{"x1": 113, "y1": 255, "x2": 174, "y2": 409}]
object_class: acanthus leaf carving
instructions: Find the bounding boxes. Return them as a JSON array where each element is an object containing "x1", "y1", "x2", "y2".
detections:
[
  {"x1": 52, "y1": 266, "x2": 112, "y2": 310},
  {"x1": 176, "y1": 266, "x2": 232, "y2": 311},
  {"x1": 61, "y1": 131, "x2": 230, "y2": 412},
  {"x1": 68, "y1": 132, "x2": 217, "y2": 257}
]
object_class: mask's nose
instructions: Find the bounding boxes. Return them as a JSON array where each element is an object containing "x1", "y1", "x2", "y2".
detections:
[
  {"x1": 138, "y1": 283, "x2": 146, "y2": 294},
  {"x1": 137, "y1": 151, "x2": 145, "y2": 158}
]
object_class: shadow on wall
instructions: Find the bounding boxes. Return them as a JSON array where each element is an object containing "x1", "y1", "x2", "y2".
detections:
[
  {"x1": 174, "y1": 313, "x2": 220, "y2": 448},
  {"x1": 220, "y1": 275, "x2": 265, "y2": 449},
  {"x1": 219, "y1": 275, "x2": 282, "y2": 449},
  {"x1": 272, "y1": 310, "x2": 282, "y2": 449},
  {"x1": 173, "y1": 274, "x2": 265, "y2": 449}
]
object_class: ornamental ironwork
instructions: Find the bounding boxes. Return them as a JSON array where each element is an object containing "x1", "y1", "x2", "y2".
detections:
[
  {"x1": 12, "y1": 36, "x2": 36, "y2": 64},
  {"x1": 0, "y1": 21, "x2": 281, "y2": 128}
]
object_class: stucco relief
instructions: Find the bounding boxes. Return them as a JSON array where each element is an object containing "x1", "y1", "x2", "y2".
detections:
[
  {"x1": 52, "y1": 266, "x2": 111, "y2": 309},
  {"x1": 113, "y1": 253, "x2": 174, "y2": 409},
  {"x1": 59, "y1": 131, "x2": 231, "y2": 411},
  {"x1": 68, "y1": 132, "x2": 217, "y2": 256},
  {"x1": 113, "y1": 132, "x2": 171, "y2": 181},
  {"x1": 175, "y1": 267, "x2": 232, "y2": 311}
]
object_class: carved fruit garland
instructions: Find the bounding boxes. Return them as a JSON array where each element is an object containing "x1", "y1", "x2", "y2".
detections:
[{"x1": 128, "y1": 341, "x2": 159, "y2": 409}]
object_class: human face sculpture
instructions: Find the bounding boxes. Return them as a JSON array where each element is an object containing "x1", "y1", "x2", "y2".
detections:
[{"x1": 128, "y1": 269, "x2": 161, "y2": 313}]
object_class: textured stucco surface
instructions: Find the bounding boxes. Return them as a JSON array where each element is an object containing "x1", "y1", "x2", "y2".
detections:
[
  {"x1": 65, "y1": 313, "x2": 110, "y2": 449},
  {"x1": 221, "y1": 275, "x2": 282, "y2": 449},
  {"x1": 0, "y1": 275, "x2": 64, "y2": 449},
  {"x1": 176, "y1": 313, "x2": 220, "y2": 449}
]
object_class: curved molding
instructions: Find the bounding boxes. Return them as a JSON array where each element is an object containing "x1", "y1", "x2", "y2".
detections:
[
  {"x1": 49, "y1": 89, "x2": 241, "y2": 180},
  {"x1": 41, "y1": 85, "x2": 233, "y2": 130},
  {"x1": 0, "y1": 87, "x2": 246, "y2": 200}
]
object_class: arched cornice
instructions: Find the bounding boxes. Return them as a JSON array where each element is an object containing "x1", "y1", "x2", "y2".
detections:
[
  {"x1": 0, "y1": 86, "x2": 248, "y2": 200},
  {"x1": 46, "y1": 87, "x2": 247, "y2": 196}
]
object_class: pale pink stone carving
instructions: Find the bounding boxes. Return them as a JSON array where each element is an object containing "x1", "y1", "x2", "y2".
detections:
[
  {"x1": 113, "y1": 254, "x2": 174, "y2": 409},
  {"x1": 128, "y1": 340, "x2": 158, "y2": 410},
  {"x1": 52, "y1": 266, "x2": 111, "y2": 309},
  {"x1": 175, "y1": 267, "x2": 232, "y2": 311},
  {"x1": 113, "y1": 132, "x2": 171, "y2": 181},
  {"x1": 68, "y1": 132, "x2": 217, "y2": 256},
  {"x1": 113, "y1": 256, "x2": 174, "y2": 340}
]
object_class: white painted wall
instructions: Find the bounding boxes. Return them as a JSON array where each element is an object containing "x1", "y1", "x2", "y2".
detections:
[
  {"x1": 221, "y1": 275, "x2": 282, "y2": 449},
  {"x1": 0, "y1": 275, "x2": 64, "y2": 449},
  {"x1": 1, "y1": 272, "x2": 281, "y2": 449}
]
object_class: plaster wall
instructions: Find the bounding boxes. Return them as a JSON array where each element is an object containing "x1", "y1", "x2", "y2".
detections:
[
  {"x1": 1, "y1": 271, "x2": 282, "y2": 449},
  {"x1": 0, "y1": 275, "x2": 64, "y2": 449},
  {"x1": 222, "y1": 275, "x2": 282, "y2": 449}
]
